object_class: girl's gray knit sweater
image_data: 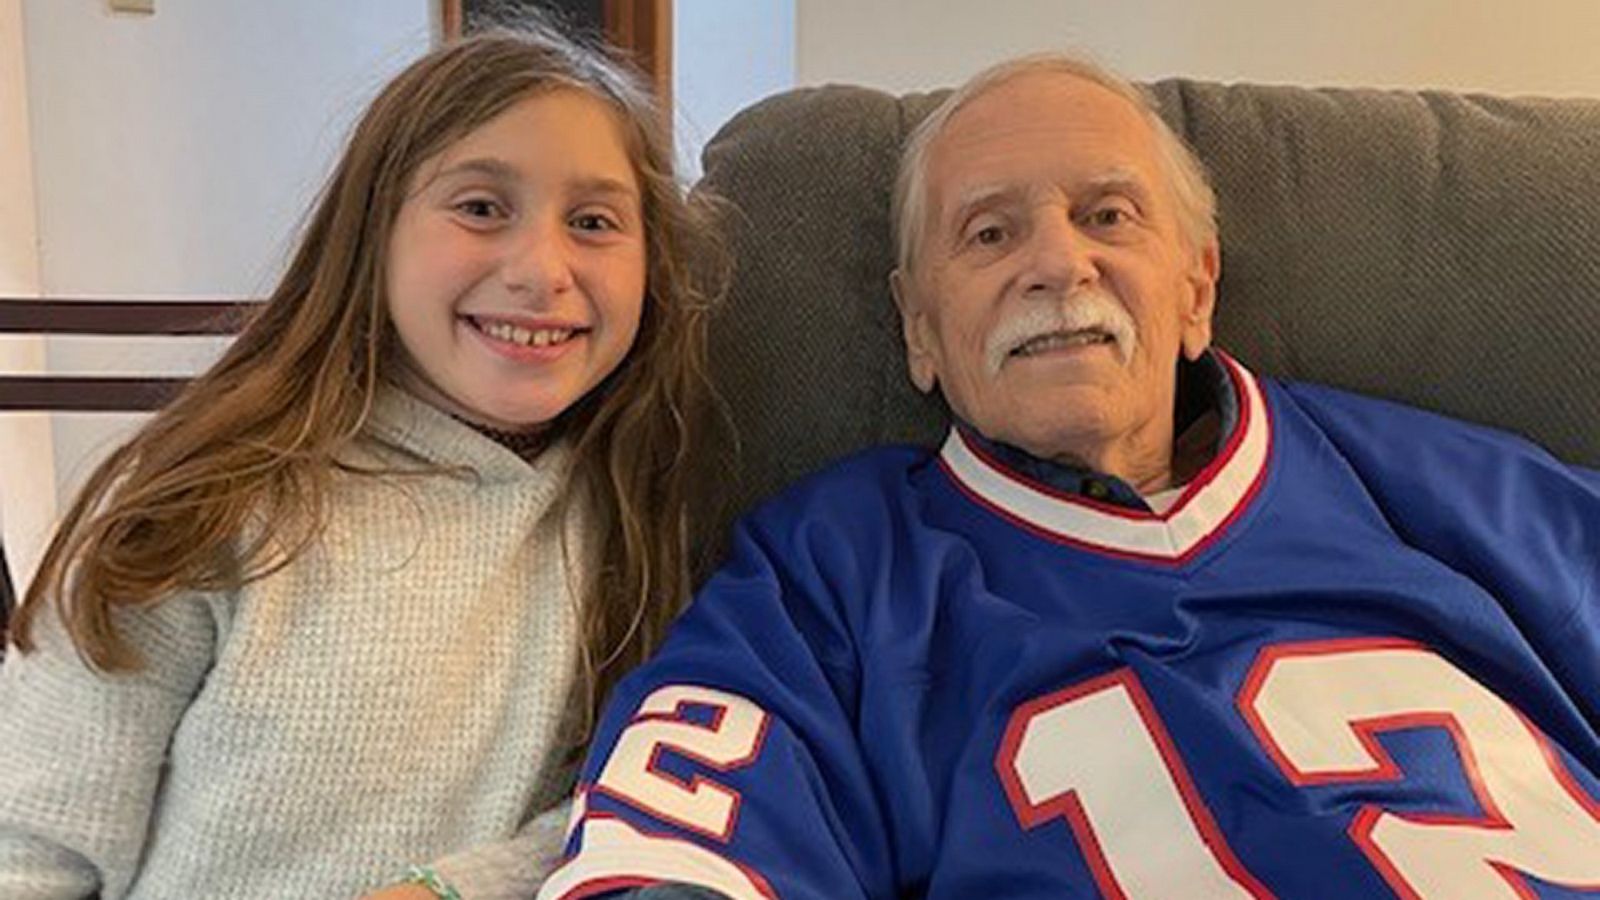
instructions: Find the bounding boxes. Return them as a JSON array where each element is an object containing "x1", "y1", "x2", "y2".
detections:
[{"x1": 0, "y1": 388, "x2": 586, "y2": 899}]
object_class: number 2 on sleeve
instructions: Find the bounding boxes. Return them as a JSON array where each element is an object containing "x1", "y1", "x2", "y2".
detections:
[{"x1": 594, "y1": 684, "x2": 771, "y2": 842}]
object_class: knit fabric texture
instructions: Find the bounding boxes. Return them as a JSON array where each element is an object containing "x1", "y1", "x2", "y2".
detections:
[{"x1": 0, "y1": 386, "x2": 585, "y2": 899}]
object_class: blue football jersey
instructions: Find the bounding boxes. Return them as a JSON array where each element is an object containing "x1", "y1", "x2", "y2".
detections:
[{"x1": 540, "y1": 355, "x2": 1600, "y2": 899}]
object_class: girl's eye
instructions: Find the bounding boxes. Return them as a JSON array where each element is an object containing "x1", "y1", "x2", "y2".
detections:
[
  {"x1": 571, "y1": 212, "x2": 620, "y2": 232},
  {"x1": 455, "y1": 198, "x2": 505, "y2": 220}
]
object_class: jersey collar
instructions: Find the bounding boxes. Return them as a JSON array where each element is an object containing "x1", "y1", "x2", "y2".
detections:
[
  {"x1": 956, "y1": 351, "x2": 1240, "y2": 512},
  {"x1": 937, "y1": 350, "x2": 1272, "y2": 565}
]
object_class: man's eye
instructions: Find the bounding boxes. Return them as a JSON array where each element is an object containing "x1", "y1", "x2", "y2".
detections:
[
  {"x1": 1086, "y1": 206, "x2": 1132, "y2": 228},
  {"x1": 571, "y1": 212, "x2": 620, "y2": 232},
  {"x1": 971, "y1": 224, "x2": 1007, "y2": 246}
]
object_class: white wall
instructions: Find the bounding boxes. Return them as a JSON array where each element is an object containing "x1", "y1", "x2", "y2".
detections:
[
  {"x1": 17, "y1": 0, "x2": 434, "y2": 573},
  {"x1": 796, "y1": 0, "x2": 1600, "y2": 97},
  {"x1": 0, "y1": 0, "x2": 51, "y2": 594},
  {"x1": 674, "y1": 0, "x2": 796, "y2": 181}
]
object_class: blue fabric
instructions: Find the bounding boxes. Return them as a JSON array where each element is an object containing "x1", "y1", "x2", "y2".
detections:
[{"x1": 552, "y1": 371, "x2": 1600, "y2": 897}]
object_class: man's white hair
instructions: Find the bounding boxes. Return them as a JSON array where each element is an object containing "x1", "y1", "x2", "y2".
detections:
[{"x1": 891, "y1": 53, "x2": 1218, "y2": 274}]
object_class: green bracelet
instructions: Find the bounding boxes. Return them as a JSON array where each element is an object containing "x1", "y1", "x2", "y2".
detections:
[{"x1": 403, "y1": 865, "x2": 464, "y2": 900}]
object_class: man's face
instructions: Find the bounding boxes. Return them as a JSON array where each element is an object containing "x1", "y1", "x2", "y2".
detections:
[{"x1": 893, "y1": 72, "x2": 1218, "y2": 479}]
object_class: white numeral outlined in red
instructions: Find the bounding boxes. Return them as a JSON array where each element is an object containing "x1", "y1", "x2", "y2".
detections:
[
  {"x1": 594, "y1": 685, "x2": 771, "y2": 843},
  {"x1": 1239, "y1": 637, "x2": 1600, "y2": 898},
  {"x1": 996, "y1": 668, "x2": 1275, "y2": 899}
]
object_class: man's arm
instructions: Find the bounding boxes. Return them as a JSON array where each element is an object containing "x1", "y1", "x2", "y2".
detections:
[
  {"x1": 537, "y1": 510, "x2": 897, "y2": 900},
  {"x1": 618, "y1": 887, "x2": 730, "y2": 900},
  {"x1": 1283, "y1": 381, "x2": 1600, "y2": 715}
]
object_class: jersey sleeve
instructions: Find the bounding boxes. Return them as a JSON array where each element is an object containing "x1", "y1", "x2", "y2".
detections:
[
  {"x1": 0, "y1": 591, "x2": 219, "y2": 899},
  {"x1": 1282, "y1": 381, "x2": 1600, "y2": 708},
  {"x1": 537, "y1": 506, "x2": 896, "y2": 900}
]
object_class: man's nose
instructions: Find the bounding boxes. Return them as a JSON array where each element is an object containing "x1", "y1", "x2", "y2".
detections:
[
  {"x1": 501, "y1": 222, "x2": 576, "y2": 296},
  {"x1": 1023, "y1": 212, "x2": 1097, "y2": 295}
]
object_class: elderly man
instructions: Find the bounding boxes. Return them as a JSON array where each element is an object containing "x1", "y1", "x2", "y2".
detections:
[{"x1": 538, "y1": 56, "x2": 1600, "y2": 899}]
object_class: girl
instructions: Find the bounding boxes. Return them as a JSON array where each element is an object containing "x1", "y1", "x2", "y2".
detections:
[{"x1": 0, "y1": 23, "x2": 724, "y2": 900}]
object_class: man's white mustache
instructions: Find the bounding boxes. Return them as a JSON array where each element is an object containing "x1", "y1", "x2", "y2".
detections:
[{"x1": 985, "y1": 290, "x2": 1138, "y2": 374}]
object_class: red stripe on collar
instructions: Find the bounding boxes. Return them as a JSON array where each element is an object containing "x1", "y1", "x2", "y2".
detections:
[{"x1": 937, "y1": 352, "x2": 1272, "y2": 565}]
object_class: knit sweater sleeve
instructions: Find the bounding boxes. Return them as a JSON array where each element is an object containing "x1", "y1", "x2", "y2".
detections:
[
  {"x1": 428, "y1": 800, "x2": 571, "y2": 900},
  {"x1": 0, "y1": 592, "x2": 220, "y2": 900}
]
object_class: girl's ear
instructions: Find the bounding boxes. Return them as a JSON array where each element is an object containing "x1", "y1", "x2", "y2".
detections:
[
  {"x1": 1179, "y1": 237, "x2": 1220, "y2": 361},
  {"x1": 890, "y1": 269, "x2": 938, "y2": 393}
]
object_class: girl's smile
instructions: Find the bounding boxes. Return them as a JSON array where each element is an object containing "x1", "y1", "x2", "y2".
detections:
[{"x1": 462, "y1": 312, "x2": 589, "y2": 361}]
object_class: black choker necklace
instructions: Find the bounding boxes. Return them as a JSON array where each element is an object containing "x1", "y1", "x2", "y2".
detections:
[{"x1": 452, "y1": 415, "x2": 552, "y2": 460}]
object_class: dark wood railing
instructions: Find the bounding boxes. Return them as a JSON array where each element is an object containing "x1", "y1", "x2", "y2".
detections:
[
  {"x1": 1, "y1": 297, "x2": 260, "y2": 627},
  {"x1": 0, "y1": 298, "x2": 258, "y2": 412}
]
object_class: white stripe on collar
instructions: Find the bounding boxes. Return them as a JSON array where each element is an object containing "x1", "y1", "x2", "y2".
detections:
[{"x1": 937, "y1": 352, "x2": 1272, "y2": 565}]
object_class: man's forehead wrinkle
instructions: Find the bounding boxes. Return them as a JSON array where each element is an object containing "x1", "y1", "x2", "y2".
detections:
[
  {"x1": 936, "y1": 165, "x2": 1156, "y2": 228},
  {"x1": 927, "y1": 99, "x2": 1165, "y2": 228},
  {"x1": 947, "y1": 184, "x2": 1026, "y2": 223},
  {"x1": 1085, "y1": 168, "x2": 1159, "y2": 203},
  {"x1": 1087, "y1": 166, "x2": 1143, "y2": 187}
]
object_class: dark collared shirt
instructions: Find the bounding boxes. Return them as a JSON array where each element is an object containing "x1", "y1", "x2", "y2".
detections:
[{"x1": 959, "y1": 350, "x2": 1239, "y2": 512}]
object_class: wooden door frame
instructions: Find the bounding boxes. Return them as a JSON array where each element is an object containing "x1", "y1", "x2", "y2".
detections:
[
  {"x1": 440, "y1": 0, "x2": 462, "y2": 43},
  {"x1": 439, "y1": 1, "x2": 671, "y2": 108},
  {"x1": 603, "y1": 0, "x2": 671, "y2": 109}
]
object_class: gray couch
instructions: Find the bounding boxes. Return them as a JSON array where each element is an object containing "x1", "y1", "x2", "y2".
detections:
[{"x1": 695, "y1": 79, "x2": 1600, "y2": 542}]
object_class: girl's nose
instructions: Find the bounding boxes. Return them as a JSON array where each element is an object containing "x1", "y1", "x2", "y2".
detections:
[{"x1": 501, "y1": 224, "x2": 576, "y2": 296}]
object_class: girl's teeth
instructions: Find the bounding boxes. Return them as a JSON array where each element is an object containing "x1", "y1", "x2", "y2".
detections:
[{"x1": 479, "y1": 321, "x2": 573, "y2": 347}]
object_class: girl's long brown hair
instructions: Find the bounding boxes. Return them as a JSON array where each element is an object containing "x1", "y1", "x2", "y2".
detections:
[{"x1": 10, "y1": 26, "x2": 728, "y2": 745}]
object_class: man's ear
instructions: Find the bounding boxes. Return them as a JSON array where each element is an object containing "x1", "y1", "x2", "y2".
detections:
[
  {"x1": 1179, "y1": 237, "x2": 1220, "y2": 361},
  {"x1": 890, "y1": 268, "x2": 938, "y2": 393}
]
